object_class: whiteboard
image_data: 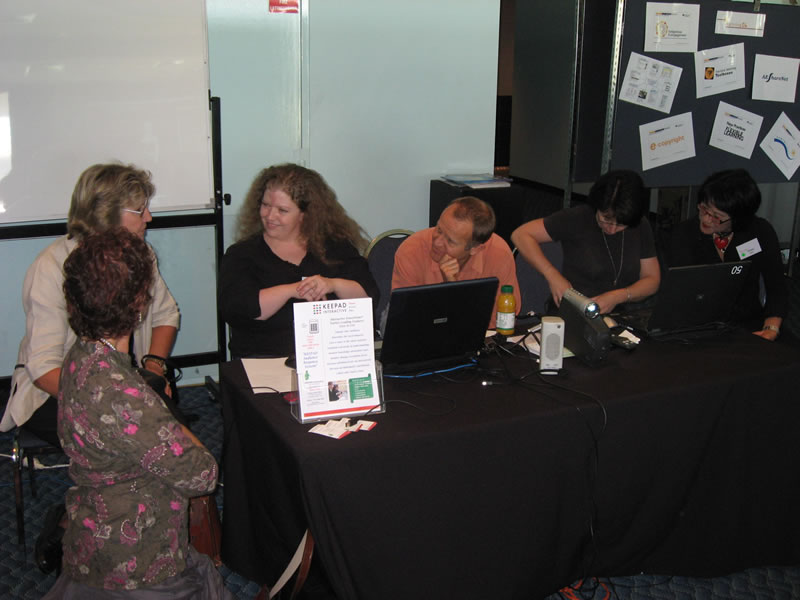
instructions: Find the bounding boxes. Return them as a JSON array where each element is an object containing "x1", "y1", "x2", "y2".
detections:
[{"x1": 0, "y1": 0, "x2": 213, "y2": 223}]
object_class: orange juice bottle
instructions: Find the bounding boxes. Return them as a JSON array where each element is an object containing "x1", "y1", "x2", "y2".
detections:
[{"x1": 496, "y1": 285, "x2": 516, "y2": 335}]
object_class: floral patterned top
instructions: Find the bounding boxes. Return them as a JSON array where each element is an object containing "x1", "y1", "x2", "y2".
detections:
[{"x1": 57, "y1": 340, "x2": 218, "y2": 590}]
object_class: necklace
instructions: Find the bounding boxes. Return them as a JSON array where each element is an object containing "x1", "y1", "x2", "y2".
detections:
[
  {"x1": 98, "y1": 337, "x2": 117, "y2": 352},
  {"x1": 713, "y1": 232, "x2": 732, "y2": 251},
  {"x1": 602, "y1": 230, "x2": 625, "y2": 286}
]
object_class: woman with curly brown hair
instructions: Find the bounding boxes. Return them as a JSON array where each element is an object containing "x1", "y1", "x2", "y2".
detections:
[
  {"x1": 43, "y1": 229, "x2": 230, "y2": 599},
  {"x1": 219, "y1": 163, "x2": 379, "y2": 358}
]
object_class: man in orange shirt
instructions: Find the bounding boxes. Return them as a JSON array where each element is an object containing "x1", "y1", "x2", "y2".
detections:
[{"x1": 392, "y1": 196, "x2": 520, "y2": 328}]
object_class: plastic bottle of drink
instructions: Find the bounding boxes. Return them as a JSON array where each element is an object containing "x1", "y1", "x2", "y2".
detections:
[{"x1": 496, "y1": 285, "x2": 516, "y2": 335}]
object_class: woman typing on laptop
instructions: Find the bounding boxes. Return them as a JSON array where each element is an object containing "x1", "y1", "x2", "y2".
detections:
[
  {"x1": 511, "y1": 170, "x2": 660, "y2": 315},
  {"x1": 664, "y1": 169, "x2": 787, "y2": 341}
]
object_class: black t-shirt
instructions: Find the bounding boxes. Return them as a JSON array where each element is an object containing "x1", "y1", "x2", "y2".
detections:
[
  {"x1": 543, "y1": 204, "x2": 656, "y2": 298},
  {"x1": 218, "y1": 234, "x2": 379, "y2": 358}
]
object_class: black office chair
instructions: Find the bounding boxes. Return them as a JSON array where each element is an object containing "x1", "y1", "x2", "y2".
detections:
[
  {"x1": 364, "y1": 229, "x2": 414, "y2": 329},
  {"x1": 781, "y1": 274, "x2": 800, "y2": 344},
  {"x1": 12, "y1": 424, "x2": 64, "y2": 548},
  {"x1": 513, "y1": 241, "x2": 563, "y2": 316}
]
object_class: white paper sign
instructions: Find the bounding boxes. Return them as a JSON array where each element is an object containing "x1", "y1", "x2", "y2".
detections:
[
  {"x1": 619, "y1": 52, "x2": 682, "y2": 113},
  {"x1": 714, "y1": 11, "x2": 765, "y2": 37},
  {"x1": 639, "y1": 112, "x2": 696, "y2": 170},
  {"x1": 709, "y1": 101, "x2": 764, "y2": 159},
  {"x1": 752, "y1": 54, "x2": 800, "y2": 103},
  {"x1": 293, "y1": 297, "x2": 381, "y2": 422},
  {"x1": 644, "y1": 3, "x2": 700, "y2": 53},
  {"x1": 695, "y1": 43, "x2": 746, "y2": 98},
  {"x1": 759, "y1": 112, "x2": 800, "y2": 180}
]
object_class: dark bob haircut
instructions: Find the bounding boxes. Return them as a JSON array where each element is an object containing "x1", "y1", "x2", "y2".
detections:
[
  {"x1": 63, "y1": 229, "x2": 154, "y2": 341},
  {"x1": 698, "y1": 169, "x2": 760, "y2": 231},
  {"x1": 586, "y1": 170, "x2": 647, "y2": 227}
]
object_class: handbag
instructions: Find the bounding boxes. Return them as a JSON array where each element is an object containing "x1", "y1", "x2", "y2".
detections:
[{"x1": 189, "y1": 494, "x2": 223, "y2": 566}]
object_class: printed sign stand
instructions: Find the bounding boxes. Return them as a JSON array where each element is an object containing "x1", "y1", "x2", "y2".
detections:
[{"x1": 290, "y1": 297, "x2": 385, "y2": 424}]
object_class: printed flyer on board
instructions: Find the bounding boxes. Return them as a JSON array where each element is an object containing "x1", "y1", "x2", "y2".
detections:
[{"x1": 292, "y1": 297, "x2": 381, "y2": 423}]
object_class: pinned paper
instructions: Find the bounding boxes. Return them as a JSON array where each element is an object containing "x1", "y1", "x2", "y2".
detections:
[
  {"x1": 752, "y1": 54, "x2": 799, "y2": 103},
  {"x1": 644, "y1": 2, "x2": 700, "y2": 53},
  {"x1": 639, "y1": 112, "x2": 696, "y2": 170},
  {"x1": 709, "y1": 102, "x2": 763, "y2": 159},
  {"x1": 695, "y1": 43, "x2": 746, "y2": 98},
  {"x1": 714, "y1": 11, "x2": 766, "y2": 37},
  {"x1": 760, "y1": 112, "x2": 800, "y2": 180},
  {"x1": 619, "y1": 53, "x2": 682, "y2": 113}
]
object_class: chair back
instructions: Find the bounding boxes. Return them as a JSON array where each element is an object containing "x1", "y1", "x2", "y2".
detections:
[
  {"x1": 514, "y1": 241, "x2": 563, "y2": 316},
  {"x1": 783, "y1": 274, "x2": 800, "y2": 342},
  {"x1": 365, "y1": 229, "x2": 414, "y2": 326}
]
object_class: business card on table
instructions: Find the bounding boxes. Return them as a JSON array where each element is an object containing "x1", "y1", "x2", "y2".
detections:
[{"x1": 309, "y1": 418, "x2": 377, "y2": 439}]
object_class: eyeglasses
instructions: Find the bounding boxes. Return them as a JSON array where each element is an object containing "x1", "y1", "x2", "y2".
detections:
[
  {"x1": 596, "y1": 212, "x2": 624, "y2": 229},
  {"x1": 596, "y1": 215, "x2": 619, "y2": 227},
  {"x1": 122, "y1": 200, "x2": 151, "y2": 216},
  {"x1": 698, "y1": 203, "x2": 731, "y2": 225}
]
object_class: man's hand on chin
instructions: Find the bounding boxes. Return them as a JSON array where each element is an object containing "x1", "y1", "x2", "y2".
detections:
[{"x1": 438, "y1": 254, "x2": 460, "y2": 282}]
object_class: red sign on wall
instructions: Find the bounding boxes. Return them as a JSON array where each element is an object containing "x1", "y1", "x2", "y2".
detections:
[{"x1": 269, "y1": 0, "x2": 299, "y2": 13}]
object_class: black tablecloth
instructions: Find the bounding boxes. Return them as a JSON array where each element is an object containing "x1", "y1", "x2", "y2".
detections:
[{"x1": 220, "y1": 331, "x2": 800, "y2": 600}]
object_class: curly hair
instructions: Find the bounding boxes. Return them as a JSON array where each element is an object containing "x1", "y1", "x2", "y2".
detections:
[
  {"x1": 63, "y1": 229, "x2": 154, "y2": 341},
  {"x1": 234, "y1": 163, "x2": 370, "y2": 262},
  {"x1": 67, "y1": 163, "x2": 155, "y2": 239}
]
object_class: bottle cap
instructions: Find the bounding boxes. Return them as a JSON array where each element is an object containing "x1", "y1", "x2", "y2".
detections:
[{"x1": 501, "y1": 285, "x2": 513, "y2": 293}]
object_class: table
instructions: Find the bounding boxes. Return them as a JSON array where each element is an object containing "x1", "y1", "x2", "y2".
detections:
[{"x1": 220, "y1": 331, "x2": 800, "y2": 600}]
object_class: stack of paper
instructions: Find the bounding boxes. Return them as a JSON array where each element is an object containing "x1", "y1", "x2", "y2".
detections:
[{"x1": 441, "y1": 173, "x2": 511, "y2": 189}]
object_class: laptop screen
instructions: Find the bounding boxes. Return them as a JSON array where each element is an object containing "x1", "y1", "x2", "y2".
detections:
[
  {"x1": 379, "y1": 277, "x2": 499, "y2": 374},
  {"x1": 645, "y1": 260, "x2": 752, "y2": 333}
]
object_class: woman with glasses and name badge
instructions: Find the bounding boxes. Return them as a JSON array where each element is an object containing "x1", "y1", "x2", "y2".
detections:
[
  {"x1": 512, "y1": 170, "x2": 661, "y2": 315},
  {"x1": 664, "y1": 169, "x2": 787, "y2": 341}
]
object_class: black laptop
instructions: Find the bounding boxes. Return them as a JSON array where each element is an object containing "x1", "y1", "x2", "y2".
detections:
[
  {"x1": 614, "y1": 261, "x2": 752, "y2": 337},
  {"x1": 379, "y1": 277, "x2": 499, "y2": 374}
]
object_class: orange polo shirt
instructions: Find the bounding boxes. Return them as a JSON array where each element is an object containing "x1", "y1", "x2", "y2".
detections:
[{"x1": 391, "y1": 228, "x2": 521, "y2": 328}]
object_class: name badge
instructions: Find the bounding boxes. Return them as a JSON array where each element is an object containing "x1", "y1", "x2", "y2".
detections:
[{"x1": 736, "y1": 238, "x2": 762, "y2": 260}]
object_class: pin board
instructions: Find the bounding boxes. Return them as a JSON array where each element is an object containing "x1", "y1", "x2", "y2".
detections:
[{"x1": 607, "y1": 0, "x2": 799, "y2": 186}]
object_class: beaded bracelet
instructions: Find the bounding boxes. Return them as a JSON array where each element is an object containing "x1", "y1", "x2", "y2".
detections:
[{"x1": 141, "y1": 354, "x2": 167, "y2": 375}]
